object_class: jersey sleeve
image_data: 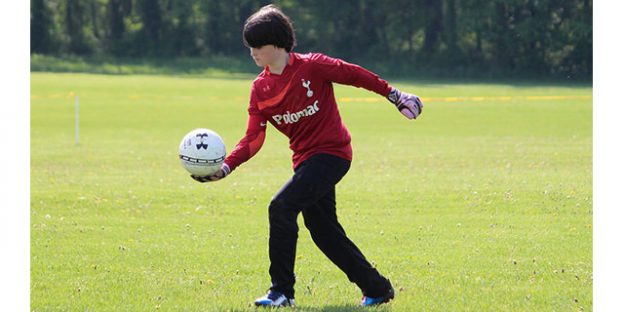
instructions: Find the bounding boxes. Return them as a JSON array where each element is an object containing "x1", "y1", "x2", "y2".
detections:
[
  {"x1": 310, "y1": 53, "x2": 392, "y2": 97},
  {"x1": 223, "y1": 100, "x2": 267, "y2": 172}
]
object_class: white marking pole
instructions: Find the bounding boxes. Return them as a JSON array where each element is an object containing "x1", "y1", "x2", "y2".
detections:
[{"x1": 75, "y1": 94, "x2": 79, "y2": 145}]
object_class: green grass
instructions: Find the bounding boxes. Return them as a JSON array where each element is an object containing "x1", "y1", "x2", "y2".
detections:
[
  {"x1": 31, "y1": 72, "x2": 592, "y2": 311},
  {"x1": 30, "y1": 54, "x2": 258, "y2": 77}
]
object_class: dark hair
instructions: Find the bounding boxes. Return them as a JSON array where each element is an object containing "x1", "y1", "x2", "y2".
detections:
[{"x1": 243, "y1": 5, "x2": 296, "y2": 52}]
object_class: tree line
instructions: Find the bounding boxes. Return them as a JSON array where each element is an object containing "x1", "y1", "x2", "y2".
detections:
[{"x1": 31, "y1": 0, "x2": 592, "y2": 79}]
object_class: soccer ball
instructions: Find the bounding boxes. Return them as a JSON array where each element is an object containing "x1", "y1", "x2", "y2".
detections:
[{"x1": 178, "y1": 128, "x2": 226, "y2": 176}]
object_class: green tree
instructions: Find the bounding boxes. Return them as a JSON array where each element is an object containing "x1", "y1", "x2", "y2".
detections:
[
  {"x1": 423, "y1": 0, "x2": 443, "y2": 57},
  {"x1": 444, "y1": 0, "x2": 458, "y2": 54},
  {"x1": 31, "y1": 0, "x2": 56, "y2": 54},
  {"x1": 29, "y1": 0, "x2": 592, "y2": 80},
  {"x1": 136, "y1": 0, "x2": 164, "y2": 56},
  {"x1": 106, "y1": 0, "x2": 129, "y2": 56},
  {"x1": 168, "y1": 0, "x2": 199, "y2": 56},
  {"x1": 65, "y1": 0, "x2": 91, "y2": 54}
]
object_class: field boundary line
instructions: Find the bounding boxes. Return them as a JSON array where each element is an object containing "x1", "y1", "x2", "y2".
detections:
[
  {"x1": 338, "y1": 95, "x2": 592, "y2": 103},
  {"x1": 30, "y1": 93, "x2": 592, "y2": 102}
]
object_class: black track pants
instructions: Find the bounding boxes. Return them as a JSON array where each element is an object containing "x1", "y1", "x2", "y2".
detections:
[{"x1": 267, "y1": 153, "x2": 391, "y2": 298}]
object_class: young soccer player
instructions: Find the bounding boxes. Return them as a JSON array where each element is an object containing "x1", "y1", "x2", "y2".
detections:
[{"x1": 192, "y1": 4, "x2": 423, "y2": 307}]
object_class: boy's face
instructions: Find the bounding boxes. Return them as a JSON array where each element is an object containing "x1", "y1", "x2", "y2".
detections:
[{"x1": 249, "y1": 45, "x2": 282, "y2": 67}]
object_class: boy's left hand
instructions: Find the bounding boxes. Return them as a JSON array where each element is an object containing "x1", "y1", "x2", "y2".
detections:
[{"x1": 387, "y1": 87, "x2": 424, "y2": 120}]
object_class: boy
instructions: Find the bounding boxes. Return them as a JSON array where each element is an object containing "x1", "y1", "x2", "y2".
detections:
[{"x1": 192, "y1": 4, "x2": 423, "y2": 307}]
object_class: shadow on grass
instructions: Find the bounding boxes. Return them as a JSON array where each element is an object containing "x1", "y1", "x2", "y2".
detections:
[
  {"x1": 227, "y1": 305, "x2": 392, "y2": 311},
  {"x1": 293, "y1": 305, "x2": 392, "y2": 311},
  {"x1": 225, "y1": 303, "x2": 392, "y2": 311}
]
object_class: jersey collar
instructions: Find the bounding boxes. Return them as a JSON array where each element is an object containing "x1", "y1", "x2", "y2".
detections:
[{"x1": 264, "y1": 53, "x2": 296, "y2": 77}]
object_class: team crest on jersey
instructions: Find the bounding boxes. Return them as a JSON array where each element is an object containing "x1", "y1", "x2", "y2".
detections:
[{"x1": 301, "y1": 79, "x2": 313, "y2": 98}]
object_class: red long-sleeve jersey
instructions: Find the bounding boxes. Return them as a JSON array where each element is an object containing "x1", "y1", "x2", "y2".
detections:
[{"x1": 224, "y1": 52, "x2": 392, "y2": 172}]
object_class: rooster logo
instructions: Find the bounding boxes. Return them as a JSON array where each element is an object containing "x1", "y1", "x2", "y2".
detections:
[{"x1": 301, "y1": 79, "x2": 313, "y2": 98}]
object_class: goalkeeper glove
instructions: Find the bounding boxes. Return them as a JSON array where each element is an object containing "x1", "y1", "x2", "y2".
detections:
[
  {"x1": 191, "y1": 163, "x2": 230, "y2": 183},
  {"x1": 387, "y1": 87, "x2": 423, "y2": 120}
]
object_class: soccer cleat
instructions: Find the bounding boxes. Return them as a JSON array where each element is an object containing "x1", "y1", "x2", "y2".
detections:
[
  {"x1": 254, "y1": 290, "x2": 295, "y2": 307},
  {"x1": 361, "y1": 286, "x2": 395, "y2": 307}
]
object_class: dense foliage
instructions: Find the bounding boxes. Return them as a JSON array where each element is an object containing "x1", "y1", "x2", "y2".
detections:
[{"x1": 31, "y1": 0, "x2": 592, "y2": 79}]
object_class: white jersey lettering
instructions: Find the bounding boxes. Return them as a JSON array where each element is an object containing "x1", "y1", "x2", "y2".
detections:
[{"x1": 272, "y1": 100, "x2": 319, "y2": 125}]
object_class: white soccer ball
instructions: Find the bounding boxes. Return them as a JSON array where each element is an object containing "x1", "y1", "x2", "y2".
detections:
[{"x1": 178, "y1": 128, "x2": 226, "y2": 176}]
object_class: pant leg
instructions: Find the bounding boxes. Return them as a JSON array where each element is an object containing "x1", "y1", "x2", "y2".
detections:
[
  {"x1": 268, "y1": 154, "x2": 351, "y2": 298},
  {"x1": 302, "y1": 188, "x2": 391, "y2": 297}
]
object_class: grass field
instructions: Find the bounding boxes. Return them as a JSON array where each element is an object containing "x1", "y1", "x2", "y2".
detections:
[{"x1": 31, "y1": 72, "x2": 592, "y2": 311}]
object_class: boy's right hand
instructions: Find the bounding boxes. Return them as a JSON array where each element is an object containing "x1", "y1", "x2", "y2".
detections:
[{"x1": 191, "y1": 164, "x2": 230, "y2": 183}]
